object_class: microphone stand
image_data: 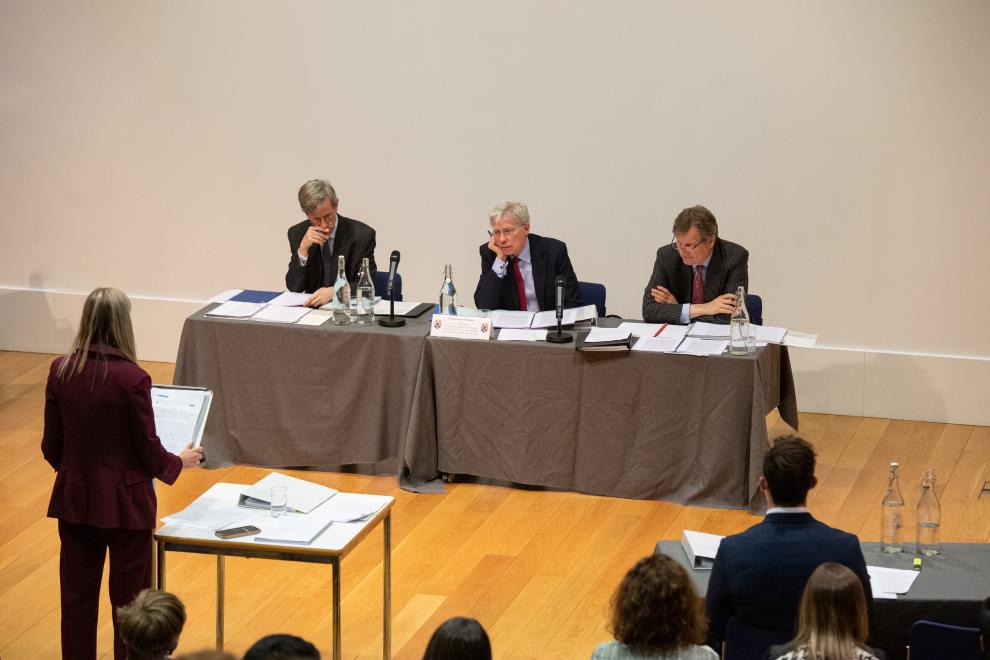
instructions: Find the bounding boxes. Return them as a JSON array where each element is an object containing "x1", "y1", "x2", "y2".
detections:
[
  {"x1": 546, "y1": 308, "x2": 573, "y2": 344},
  {"x1": 378, "y1": 286, "x2": 405, "y2": 328}
]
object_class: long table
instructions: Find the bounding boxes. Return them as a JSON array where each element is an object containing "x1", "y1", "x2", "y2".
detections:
[
  {"x1": 174, "y1": 306, "x2": 797, "y2": 508},
  {"x1": 657, "y1": 540, "x2": 990, "y2": 660}
]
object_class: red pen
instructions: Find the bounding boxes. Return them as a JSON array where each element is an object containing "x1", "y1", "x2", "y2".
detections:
[{"x1": 653, "y1": 323, "x2": 668, "y2": 337}]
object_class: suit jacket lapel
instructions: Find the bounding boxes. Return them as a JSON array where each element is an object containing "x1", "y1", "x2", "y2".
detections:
[
  {"x1": 330, "y1": 217, "x2": 350, "y2": 278},
  {"x1": 704, "y1": 239, "x2": 724, "y2": 301}
]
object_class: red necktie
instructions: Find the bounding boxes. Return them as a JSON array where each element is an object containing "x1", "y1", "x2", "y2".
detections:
[
  {"x1": 692, "y1": 265, "x2": 705, "y2": 304},
  {"x1": 512, "y1": 258, "x2": 528, "y2": 311}
]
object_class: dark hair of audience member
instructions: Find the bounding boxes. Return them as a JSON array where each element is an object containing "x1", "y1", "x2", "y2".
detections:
[
  {"x1": 763, "y1": 435, "x2": 817, "y2": 507},
  {"x1": 422, "y1": 617, "x2": 492, "y2": 660},
  {"x1": 790, "y1": 563, "x2": 871, "y2": 659},
  {"x1": 609, "y1": 554, "x2": 707, "y2": 655},
  {"x1": 243, "y1": 633, "x2": 321, "y2": 660},
  {"x1": 173, "y1": 651, "x2": 237, "y2": 660},
  {"x1": 115, "y1": 589, "x2": 186, "y2": 660}
]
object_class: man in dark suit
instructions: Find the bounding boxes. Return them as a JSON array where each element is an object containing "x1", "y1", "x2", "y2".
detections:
[
  {"x1": 473, "y1": 200, "x2": 581, "y2": 311},
  {"x1": 285, "y1": 179, "x2": 377, "y2": 307},
  {"x1": 642, "y1": 204, "x2": 748, "y2": 324},
  {"x1": 704, "y1": 435, "x2": 873, "y2": 649}
]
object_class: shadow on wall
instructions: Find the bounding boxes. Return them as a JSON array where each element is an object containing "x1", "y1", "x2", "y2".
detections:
[{"x1": 0, "y1": 275, "x2": 78, "y2": 354}]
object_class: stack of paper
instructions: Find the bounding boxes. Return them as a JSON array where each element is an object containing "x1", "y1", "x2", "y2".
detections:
[
  {"x1": 254, "y1": 516, "x2": 332, "y2": 545},
  {"x1": 632, "y1": 336, "x2": 683, "y2": 353},
  {"x1": 160, "y1": 498, "x2": 249, "y2": 531},
  {"x1": 867, "y1": 565, "x2": 920, "y2": 599},
  {"x1": 675, "y1": 338, "x2": 728, "y2": 356},
  {"x1": 251, "y1": 306, "x2": 312, "y2": 323},
  {"x1": 497, "y1": 328, "x2": 548, "y2": 342},
  {"x1": 681, "y1": 530, "x2": 724, "y2": 569},
  {"x1": 617, "y1": 323, "x2": 689, "y2": 340},
  {"x1": 491, "y1": 305, "x2": 598, "y2": 329},
  {"x1": 206, "y1": 301, "x2": 265, "y2": 318}
]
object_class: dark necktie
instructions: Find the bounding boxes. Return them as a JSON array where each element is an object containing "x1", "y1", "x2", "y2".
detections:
[
  {"x1": 692, "y1": 265, "x2": 705, "y2": 304},
  {"x1": 512, "y1": 258, "x2": 528, "y2": 311}
]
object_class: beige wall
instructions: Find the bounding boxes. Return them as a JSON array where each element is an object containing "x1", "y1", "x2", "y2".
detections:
[{"x1": 2, "y1": 2, "x2": 988, "y2": 420}]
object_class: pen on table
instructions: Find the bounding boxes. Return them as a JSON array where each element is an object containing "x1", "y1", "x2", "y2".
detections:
[{"x1": 653, "y1": 323, "x2": 668, "y2": 338}]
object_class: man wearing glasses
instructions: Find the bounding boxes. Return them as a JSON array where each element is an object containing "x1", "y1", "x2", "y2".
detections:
[
  {"x1": 285, "y1": 179, "x2": 377, "y2": 307},
  {"x1": 473, "y1": 200, "x2": 581, "y2": 312},
  {"x1": 642, "y1": 205, "x2": 748, "y2": 324}
]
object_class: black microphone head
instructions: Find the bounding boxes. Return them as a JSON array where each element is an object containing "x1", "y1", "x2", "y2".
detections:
[
  {"x1": 555, "y1": 275, "x2": 566, "y2": 287},
  {"x1": 390, "y1": 250, "x2": 400, "y2": 263}
]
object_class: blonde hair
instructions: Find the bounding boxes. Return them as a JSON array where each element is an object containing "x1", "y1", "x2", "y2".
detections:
[
  {"x1": 116, "y1": 589, "x2": 186, "y2": 660},
  {"x1": 298, "y1": 178, "x2": 338, "y2": 215},
  {"x1": 488, "y1": 200, "x2": 531, "y2": 227},
  {"x1": 793, "y1": 563, "x2": 870, "y2": 660},
  {"x1": 57, "y1": 287, "x2": 137, "y2": 380}
]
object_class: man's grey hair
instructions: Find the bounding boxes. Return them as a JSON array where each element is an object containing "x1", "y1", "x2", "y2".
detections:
[
  {"x1": 298, "y1": 179, "x2": 338, "y2": 215},
  {"x1": 488, "y1": 200, "x2": 531, "y2": 227}
]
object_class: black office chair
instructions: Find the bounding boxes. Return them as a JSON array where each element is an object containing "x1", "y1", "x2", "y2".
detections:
[
  {"x1": 373, "y1": 271, "x2": 403, "y2": 301},
  {"x1": 723, "y1": 617, "x2": 792, "y2": 660},
  {"x1": 745, "y1": 293, "x2": 763, "y2": 325},
  {"x1": 577, "y1": 281, "x2": 606, "y2": 317},
  {"x1": 906, "y1": 620, "x2": 984, "y2": 660}
]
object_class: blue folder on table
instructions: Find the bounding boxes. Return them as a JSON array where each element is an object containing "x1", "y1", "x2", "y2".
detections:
[{"x1": 230, "y1": 290, "x2": 280, "y2": 304}]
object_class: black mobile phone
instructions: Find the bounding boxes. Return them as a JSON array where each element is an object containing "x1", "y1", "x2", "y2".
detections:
[{"x1": 215, "y1": 525, "x2": 260, "y2": 540}]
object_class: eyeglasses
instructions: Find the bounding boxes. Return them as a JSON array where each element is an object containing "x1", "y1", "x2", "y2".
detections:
[
  {"x1": 491, "y1": 226, "x2": 520, "y2": 239},
  {"x1": 671, "y1": 237, "x2": 709, "y2": 253}
]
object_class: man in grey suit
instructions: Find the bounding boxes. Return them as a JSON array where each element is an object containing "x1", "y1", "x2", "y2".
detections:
[
  {"x1": 285, "y1": 179, "x2": 377, "y2": 307},
  {"x1": 642, "y1": 205, "x2": 748, "y2": 324}
]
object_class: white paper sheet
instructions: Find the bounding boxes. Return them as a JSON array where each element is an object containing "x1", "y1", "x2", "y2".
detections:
[
  {"x1": 251, "y1": 305, "x2": 311, "y2": 323},
  {"x1": 585, "y1": 327, "x2": 631, "y2": 343},
  {"x1": 530, "y1": 304, "x2": 597, "y2": 328},
  {"x1": 151, "y1": 387, "x2": 211, "y2": 453},
  {"x1": 254, "y1": 516, "x2": 332, "y2": 545},
  {"x1": 296, "y1": 310, "x2": 333, "y2": 326},
  {"x1": 207, "y1": 289, "x2": 243, "y2": 303},
  {"x1": 617, "y1": 322, "x2": 689, "y2": 339},
  {"x1": 267, "y1": 291, "x2": 312, "y2": 307},
  {"x1": 632, "y1": 336, "x2": 684, "y2": 353},
  {"x1": 206, "y1": 301, "x2": 265, "y2": 318},
  {"x1": 676, "y1": 338, "x2": 728, "y2": 356},
  {"x1": 783, "y1": 330, "x2": 818, "y2": 348},
  {"x1": 688, "y1": 321, "x2": 731, "y2": 338},
  {"x1": 240, "y1": 472, "x2": 338, "y2": 514},
  {"x1": 373, "y1": 300, "x2": 425, "y2": 316},
  {"x1": 160, "y1": 498, "x2": 249, "y2": 531},
  {"x1": 752, "y1": 325, "x2": 788, "y2": 343},
  {"x1": 309, "y1": 493, "x2": 386, "y2": 523},
  {"x1": 492, "y1": 310, "x2": 535, "y2": 328},
  {"x1": 497, "y1": 328, "x2": 548, "y2": 342},
  {"x1": 867, "y1": 565, "x2": 920, "y2": 594}
]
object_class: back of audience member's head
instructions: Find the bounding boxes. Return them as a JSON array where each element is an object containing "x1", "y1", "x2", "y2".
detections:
[
  {"x1": 610, "y1": 554, "x2": 707, "y2": 655},
  {"x1": 243, "y1": 634, "x2": 320, "y2": 660},
  {"x1": 173, "y1": 651, "x2": 237, "y2": 660},
  {"x1": 792, "y1": 563, "x2": 870, "y2": 659},
  {"x1": 763, "y1": 435, "x2": 817, "y2": 507},
  {"x1": 422, "y1": 617, "x2": 492, "y2": 660},
  {"x1": 115, "y1": 589, "x2": 186, "y2": 660}
]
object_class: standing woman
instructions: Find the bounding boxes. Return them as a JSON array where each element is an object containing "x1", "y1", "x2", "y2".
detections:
[{"x1": 42, "y1": 287, "x2": 203, "y2": 659}]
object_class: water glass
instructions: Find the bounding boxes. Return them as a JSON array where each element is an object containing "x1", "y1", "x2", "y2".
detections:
[{"x1": 270, "y1": 486, "x2": 288, "y2": 518}]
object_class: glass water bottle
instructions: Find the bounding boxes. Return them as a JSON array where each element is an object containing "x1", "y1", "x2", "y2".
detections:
[
  {"x1": 916, "y1": 468, "x2": 941, "y2": 556},
  {"x1": 355, "y1": 257, "x2": 375, "y2": 325},
  {"x1": 729, "y1": 286, "x2": 750, "y2": 355},
  {"x1": 331, "y1": 255, "x2": 352, "y2": 325},
  {"x1": 439, "y1": 264, "x2": 457, "y2": 315},
  {"x1": 881, "y1": 462, "x2": 905, "y2": 553}
]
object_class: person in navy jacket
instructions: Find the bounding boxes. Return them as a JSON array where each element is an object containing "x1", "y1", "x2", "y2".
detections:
[
  {"x1": 704, "y1": 435, "x2": 872, "y2": 650},
  {"x1": 42, "y1": 287, "x2": 203, "y2": 660}
]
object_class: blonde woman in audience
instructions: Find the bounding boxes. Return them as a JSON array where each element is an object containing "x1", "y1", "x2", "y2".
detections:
[
  {"x1": 116, "y1": 589, "x2": 186, "y2": 660},
  {"x1": 592, "y1": 554, "x2": 717, "y2": 659},
  {"x1": 764, "y1": 563, "x2": 885, "y2": 660}
]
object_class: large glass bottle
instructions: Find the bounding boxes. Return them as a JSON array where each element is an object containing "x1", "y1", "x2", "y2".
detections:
[
  {"x1": 331, "y1": 255, "x2": 352, "y2": 325},
  {"x1": 729, "y1": 285, "x2": 750, "y2": 355},
  {"x1": 881, "y1": 462, "x2": 905, "y2": 553},
  {"x1": 439, "y1": 264, "x2": 457, "y2": 315},
  {"x1": 916, "y1": 468, "x2": 941, "y2": 556},
  {"x1": 355, "y1": 257, "x2": 375, "y2": 325}
]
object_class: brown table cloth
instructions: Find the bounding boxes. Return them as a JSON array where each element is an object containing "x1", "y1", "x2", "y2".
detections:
[{"x1": 428, "y1": 329, "x2": 797, "y2": 508}]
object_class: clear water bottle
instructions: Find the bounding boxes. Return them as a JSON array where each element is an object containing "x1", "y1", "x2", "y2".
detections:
[
  {"x1": 729, "y1": 285, "x2": 750, "y2": 355},
  {"x1": 916, "y1": 468, "x2": 941, "y2": 556},
  {"x1": 881, "y1": 462, "x2": 905, "y2": 553},
  {"x1": 355, "y1": 257, "x2": 375, "y2": 325},
  {"x1": 331, "y1": 255, "x2": 352, "y2": 325},
  {"x1": 439, "y1": 264, "x2": 457, "y2": 315}
]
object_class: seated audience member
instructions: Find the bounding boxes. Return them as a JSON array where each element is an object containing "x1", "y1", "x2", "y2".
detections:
[
  {"x1": 115, "y1": 589, "x2": 186, "y2": 660},
  {"x1": 642, "y1": 205, "x2": 748, "y2": 324},
  {"x1": 173, "y1": 652, "x2": 237, "y2": 660},
  {"x1": 705, "y1": 436, "x2": 872, "y2": 649},
  {"x1": 285, "y1": 178, "x2": 377, "y2": 307},
  {"x1": 423, "y1": 617, "x2": 492, "y2": 660},
  {"x1": 244, "y1": 634, "x2": 320, "y2": 660},
  {"x1": 473, "y1": 200, "x2": 581, "y2": 311},
  {"x1": 765, "y1": 563, "x2": 885, "y2": 660},
  {"x1": 592, "y1": 554, "x2": 717, "y2": 659}
]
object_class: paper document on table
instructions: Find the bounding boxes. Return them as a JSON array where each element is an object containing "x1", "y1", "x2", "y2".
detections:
[
  {"x1": 867, "y1": 565, "x2": 920, "y2": 594},
  {"x1": 207, "y1": 289, "x2": 242, "y2": 303},
  {"x1": 151, "y1": 386, "x2": 212, "y2": 453},
  {"x1": 251, "y1": 305, "x2": 311, "y2": 323},
  {"x1": 688, "y1": 321, "x2": 731, "y2": 338},
  {"x1": 681, "y1": 530, "x2": 724, "y2": 569},
  {"x1": 530, "y1": 304, "x2": 597, "y2": 328},
  {"x1": 585, "y1": 327, "x2": 631, "y2": 343},
  {"x1": 752, "y1": 325, "x2": 788, "y2": 344},
  {"x1": 373, "y1": 300, "x2": 424, "y2": 316},
  {"x1": 676, "y1": 338, "x2": 728, "y2": 356},
  {"x1": 268, "y1": 291, "x2": 312, "y2": 307},
  {"x1": 206, "y1": 301, "x2": 264, "y2": 318},
  {"x1": 617, "y1": 322, "x2": 688, "y2": 340},
  {"x1": 492, "y1": 310, "x2": 535, "y2": 328},
  {"x1": 160, "y1": 497, "x2": 248, "y2": 531},
  {"x1": 296, "y1": 310, "x2": 333, "y2": 326},
  {"x1": 498, "y1": 328, "x2": 548, "y2": 342},
  {"x1": 783, "y1": 331, "x2": 818, "y2": 348},
  {"x1": 632, "y1": 336, "x2": 683, "y2": 353},
  {"x1": 240, "y1": 472, "x2": 338, "y2": 514},
  {"x1": 874, "y1": 592, "x2": 898, "y2": 600},
  {"x1": 310, "y1": 493, "x2": 386, "y2": 523},
  {"x1": 254, "y1": 516, "x2": 332, "y2": 545}
]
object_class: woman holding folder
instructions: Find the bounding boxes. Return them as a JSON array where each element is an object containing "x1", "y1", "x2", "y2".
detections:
[{"x1": 41, "y1": 287, "x2": 203, "y2": 660}]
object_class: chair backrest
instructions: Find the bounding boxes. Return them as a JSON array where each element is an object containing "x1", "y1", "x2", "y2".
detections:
[
  {"x1": 745, "y1": 293, "x2": 763, "y2": 326},
  {"x1": 373, "y1": 271, "x2": 403, "y2": 301},
  {"x1": 577, "y1": 281, "x2": 606, "y2": 317},
  {"x1": 723, "y1": 617, "x2": 792, "y2": 660},
  {"x1": 908, "y1": 620, "x2": 984, "y2": 660}
]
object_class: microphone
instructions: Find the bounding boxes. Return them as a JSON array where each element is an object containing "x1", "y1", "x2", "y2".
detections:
[
  {"x1": 386, "y1": 250, "x2": 400, "y2": 296},
  {"x1": 546, "y1": 275, "x2": 573, "y2": 344}
]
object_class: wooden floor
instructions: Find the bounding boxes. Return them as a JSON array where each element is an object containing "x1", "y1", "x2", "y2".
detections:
[{"x1": 1, "y1": 350, "x2": 989, "y2": 659}]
